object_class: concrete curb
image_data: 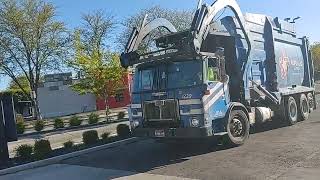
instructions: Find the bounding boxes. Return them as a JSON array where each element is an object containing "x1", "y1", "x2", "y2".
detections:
[{"x1": 0, "y1": 137, "x2": 139, "y2": 176}]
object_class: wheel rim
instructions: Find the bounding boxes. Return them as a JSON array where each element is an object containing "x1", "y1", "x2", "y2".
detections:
[
  {"x1": 308, "y1": 93, "x2": 314, "y2": 110},
  {"x1": 301, "y1": 99, "x2": 309, "y2": 115},
  {"x1": 230, "y1": 117, "x2": 245, "y2": 138},
  {"x1": 289, "y1": 101, "x2": 297, "y2": 120}
]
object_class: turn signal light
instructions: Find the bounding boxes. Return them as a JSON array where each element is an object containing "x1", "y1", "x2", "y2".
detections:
[{"x1": 204, "y1": 90, "x2": 211, "y2": 95}]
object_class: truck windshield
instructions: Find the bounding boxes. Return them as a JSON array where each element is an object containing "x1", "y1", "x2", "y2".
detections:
[
  {"x1": 167, "y1": 61, "x2": 202, "y2": 88},
  {"x1": 133, "y1": 60, "x2": 202, "y2": 92}
]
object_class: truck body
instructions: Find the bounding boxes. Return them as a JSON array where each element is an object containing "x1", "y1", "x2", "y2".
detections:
[{"x1": 121, "y1": 0, "x2": 316, "y2": 145}]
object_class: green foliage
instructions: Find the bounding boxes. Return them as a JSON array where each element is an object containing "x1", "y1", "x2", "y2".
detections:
[
  {"x1": 53, "y1": 118, "x2": 64, "y2": 129},
  {"x1": 69, "y1": 116, "x2": 82, "y2": 127},
  {"x1": 0, "y1": 90, "x2": 29, "y2": 102},
  {"x1": 16, "y1": 114, "x2": 24, "y2": 123},
  {"x1": 71, "y1": 17, "x2": 126, "y2": 115},
  {"x1": 16, "y1": 121, "x2": 26, "y2": 134},
  {"x1": 63, "y1": 141, "x2": 74, "y2": 149},
  {"x1": 116, "y1": 124, "x2": 131, "y2": 137},
  {"x1": 15, "y1": 144, "x2": 33, "y2": 161},
  {"x1": 0, "y1": 0, "x2": 70, "y2": 119},
  {"x1": 34, "y1": 139, "x2": 52, "y2": 160},
  {"x1": 16, "y1": 114, "x2": 25, "y2": 134},
  {"x1": 88, "y1": 113, "x2": 99, "y2": 124},
  {"x1": 34, "y1": 120, "x2": 45, "y2": 132},
  {"x1": 71, "y1": 45, "x2": 126, "y2": 102},
  {"x1": 101, "y1": 132, "x2": 110, "y2": 141},
  {"x1": 311, "y1": 42, "x2": 320, "y2": 72},
  {"x1": 7, "y1": 75, "x2": 31, "y2": 93},
  {"x1": 82, "y1": 130, "x2": 99, "y2": 145},
  {"x1": 117, "y1": 111, "x2": 125, "y2": 120}
]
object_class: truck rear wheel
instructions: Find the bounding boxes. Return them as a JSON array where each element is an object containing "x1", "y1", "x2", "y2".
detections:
[
  {"x1": 226, "y1": 110, "x2": 250, "y2": 146},
  {"x1": 307, "y1": 93, "x2": 315, "y2": 112},
  {"x1": 299, "y1": 94, "x2": 310, "y2": 121},
  {"x1": 286, "y1": 96, "x2": 298, "y2": 125}
]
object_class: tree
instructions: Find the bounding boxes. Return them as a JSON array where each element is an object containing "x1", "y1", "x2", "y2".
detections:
[
  {"x1": 71, "y1": 11, "x2": 125, "y2": 118},
  {"x1": 0, "y1": 0, "x2": 70, "y2": 119},
  {"x1": 76, "y1": 10, "x2": 115, "y2": 56},
  {"x1": 118, "y1": 6, "x2": 193, "y2": 51},
  {"x1": 72, "y1": 37, "x2": 125, "y2": 118},
  {"x1": 311, "y1": 42, "x2": 320, "y2": 72},
  {"x1": 7, "y1": 75, "x2": 31, "y2": 92}
]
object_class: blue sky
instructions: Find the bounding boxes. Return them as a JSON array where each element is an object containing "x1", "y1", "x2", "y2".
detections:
[{"x1": 0, "y1": 0, "x2": 319, "y2": 90}]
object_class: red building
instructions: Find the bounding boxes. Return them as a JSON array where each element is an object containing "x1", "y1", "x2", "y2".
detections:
[{"x1": 96, "y1": 73, "x2": 132, "y2": 110}]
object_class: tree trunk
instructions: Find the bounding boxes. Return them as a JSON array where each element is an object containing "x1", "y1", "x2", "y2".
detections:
[
  {"x1": 105, "y1": 97, "x2": 110, "y2": 122},
  {"x1": 31, "y1": 89, "x2": 41, "y2": 120}
]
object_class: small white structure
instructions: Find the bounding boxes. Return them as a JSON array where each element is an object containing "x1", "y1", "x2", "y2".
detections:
[{"x1": 37, "y1": 73, "x2": 96, "y2": 119}]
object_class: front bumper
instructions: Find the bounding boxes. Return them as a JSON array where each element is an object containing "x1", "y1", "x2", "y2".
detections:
[{"x1": 132, "y1": 127, "x2": 214, "y2": 138}]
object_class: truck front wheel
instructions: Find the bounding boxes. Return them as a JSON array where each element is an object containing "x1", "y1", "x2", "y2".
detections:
[
  {"x1": 286, "y1": 96, "x2": 298, "y2": 125},
  {"x1": 226, "y1": 110, "x2": 250, "y2": 146}
]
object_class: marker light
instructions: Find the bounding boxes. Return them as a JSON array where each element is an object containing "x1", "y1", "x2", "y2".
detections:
[{"x1": 191, "y1": 118, "x2": 200, "y2": 127}]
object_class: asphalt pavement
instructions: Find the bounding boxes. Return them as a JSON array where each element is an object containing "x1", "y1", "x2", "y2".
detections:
[{"x1": 2, "y1": 96, "x2": 320, "y2": 180}]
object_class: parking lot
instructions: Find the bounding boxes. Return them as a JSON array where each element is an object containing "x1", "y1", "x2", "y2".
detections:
[{"x1": 1, "y1": 96, "x2": 320, "y2": 180}]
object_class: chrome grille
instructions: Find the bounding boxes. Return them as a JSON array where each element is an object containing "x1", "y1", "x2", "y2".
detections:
[{"x1": 144, "y1": 100, "x2": 178, "y2": 121}]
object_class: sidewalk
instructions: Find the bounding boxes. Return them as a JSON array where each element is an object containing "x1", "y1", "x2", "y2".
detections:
[{"x1": 8, "y1": 121, "x2": 129, "y2": 158}]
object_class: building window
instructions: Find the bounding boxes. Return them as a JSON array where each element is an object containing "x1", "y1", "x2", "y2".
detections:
[{"x1": 115, "y1": 93, "x2": 124, "y2": 102}]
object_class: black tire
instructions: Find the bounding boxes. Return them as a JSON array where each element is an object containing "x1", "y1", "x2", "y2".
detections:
[
  {"x1": 226, "y1": 110, "x2": 250, "y2": 146},
  {"x1": 307, "y1": 93, "x2": 315, "y2": 112},
  {"x1": 299, "y1": 94, "x2": 310, "y2": 121},
  {"x1": 286, "y1": 96, "x2": 298, "y2": 125}
]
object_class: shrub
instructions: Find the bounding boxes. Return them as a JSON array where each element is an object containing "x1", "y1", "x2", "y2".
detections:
[
  {"x1": 34, "y1": 120, "x2": 45, "y2": 132},
  {"x1": 63, "y1": 141, "x2": 74, "y2": 149},
  {"x1": 101, "y1": 132, "x2": 110, "y2": 141},
  {"x1": 15, "y1": 144, "x2": 33, "y2": 161},
  {"x1": 54, "y1": 118, "x2": 64, "y2": 129},
  {"x1": 69, "y1": 116, "x2": 82, "y2": 127},
  {"x1": 16, "y1": 114, "x2": 25, "y2": 134},
  {"x1": 16, "y1": 121, "x2": 26, "y2": 134},
  {"x1": 116, "y1": 124, "x2": 131, "y2": 137},
  {"x1": 34, "y1": 139, "x2": 52, "y2": 160},
  {"x1": 16, "y1": 114, "x2": 24, "y2": 123},
  {"x1": 117, "y1": 111, "x2": 125, "y2": 120},
  {"x1": 82, "y1": 130, "x2": 99, "y2": 145},
  {"x1": 88, "y1": 113, "x2": 99, "y2": 124}
]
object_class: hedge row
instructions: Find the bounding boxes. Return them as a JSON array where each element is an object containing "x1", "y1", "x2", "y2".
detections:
[
  {"x1": 16, "y1": 112, "x2": 126, "y2": 135},
  {"x1": 15, "y1": 124, "x2": 130, "y2": 162}
]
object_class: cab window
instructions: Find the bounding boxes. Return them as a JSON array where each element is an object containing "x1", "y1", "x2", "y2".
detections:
[
  {"x1": 141, "y1": 69, "x2": 154, "y2": 90},
  {"x1": 207, "y1": 59, "x2": 220, "y2": 81}
]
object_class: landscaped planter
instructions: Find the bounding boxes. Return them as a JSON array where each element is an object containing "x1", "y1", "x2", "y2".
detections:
[
  {"x1": 18, "y1": 118, "x2": 129, "y2": 138},
  {"x1": 1, "y1": 135, "x2": 131, "y2": 170}
]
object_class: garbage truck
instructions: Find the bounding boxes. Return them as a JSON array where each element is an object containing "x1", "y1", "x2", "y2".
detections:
[{"x1": 120, "y1": 0, "x2": 316, "y2": 145}]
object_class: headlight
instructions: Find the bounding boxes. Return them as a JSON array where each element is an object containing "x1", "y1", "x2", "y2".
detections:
[
  {"x1": 191, "y1": 118, "x2": 200, "y2": 127},
  {"x1": 130, "y1": 120, "x2": 140, "y2": 129}
]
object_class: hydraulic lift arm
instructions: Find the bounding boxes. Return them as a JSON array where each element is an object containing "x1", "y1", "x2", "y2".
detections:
[
  {"x1": 191, "y1": 0, "x2": 253, "y2": 100},
  {"x1": 124, "y1": 15, "x2": 177, "y2": 53}
]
